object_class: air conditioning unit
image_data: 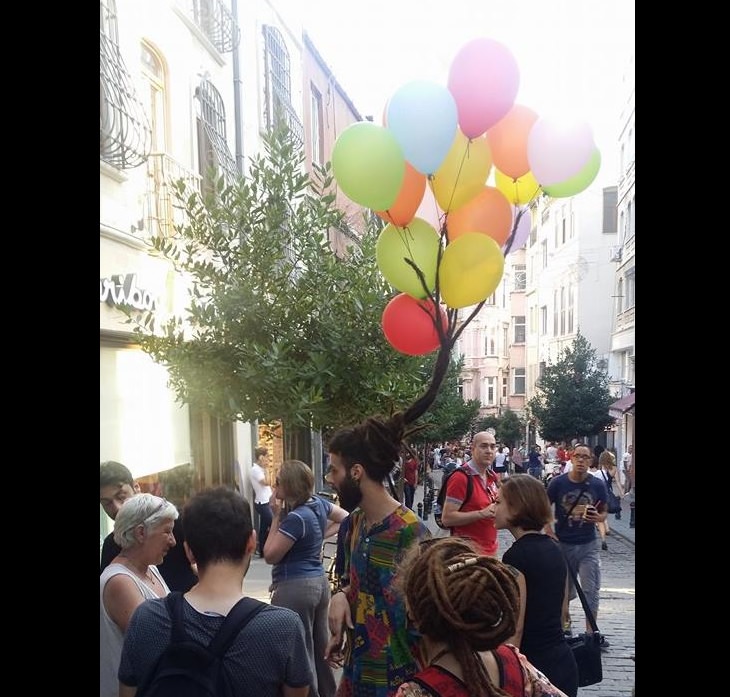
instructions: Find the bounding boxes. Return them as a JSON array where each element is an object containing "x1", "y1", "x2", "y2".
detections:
[{"x1": 609, "y1": 245, "x2": 623, "y2": 262}]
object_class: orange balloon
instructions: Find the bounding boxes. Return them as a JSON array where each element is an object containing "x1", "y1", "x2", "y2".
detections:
[
  {"x1": 487, "y1": 104, "x2": 539, "y2": 179},
  {"x1": 375, "y1": 162, "x2": 427, "y2": 227},
  {"x1": 446, "y1": 186, "x2": 513, "y2": 246}
]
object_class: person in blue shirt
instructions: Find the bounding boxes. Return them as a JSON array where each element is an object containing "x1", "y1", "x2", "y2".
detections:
[
  {"x1": 545, "y1": 443, "x2": 609, "y2": 649},
  {"x1": 264, "y1": 459, "x2": 349, "y2": 697}
]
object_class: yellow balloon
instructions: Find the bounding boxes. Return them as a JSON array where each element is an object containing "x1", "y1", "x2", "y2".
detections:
[
  {"x1": 431, "y1": 130, "x2": 492, "y2": 212},
  {"x1": 439, "y1": 233, "x2": 504, "y2": 309},
  {"x1": 495, "y1": 168, "x2": 541, "y2": 205}
]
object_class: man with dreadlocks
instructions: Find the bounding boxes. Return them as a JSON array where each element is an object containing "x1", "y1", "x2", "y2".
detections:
[
  {"x1": 324, "y1": 413, "x2": 431, "y2": 697},
  {"x1": 392, "y1": 537, "x2": 569, "y2": 697}
]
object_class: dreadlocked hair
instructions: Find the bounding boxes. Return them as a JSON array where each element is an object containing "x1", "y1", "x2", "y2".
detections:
[
  {"x1": 395, "y1": 537, "x2": 520, "y2": 697},
  {"x1": 327, "y1": 413, "x2": 407, "y2": 483}
]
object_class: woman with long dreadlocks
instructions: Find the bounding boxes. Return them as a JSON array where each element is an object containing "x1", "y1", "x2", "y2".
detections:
[{"x1": 392, "y1": 537, "x2": 568, "y2": 697}]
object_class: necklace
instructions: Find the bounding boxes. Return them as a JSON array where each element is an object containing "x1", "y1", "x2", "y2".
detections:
[
  {"x1": 118, "y1": 554, "x2": 156, "y2": 586},
  {"x1": 429, "y1": 647, "x2": 451, "y2": 666}
]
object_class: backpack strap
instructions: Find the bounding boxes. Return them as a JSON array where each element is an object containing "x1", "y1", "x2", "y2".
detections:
[
  {"x1": 165, "y1": 592, "x2": 267, "y2": 657},
  {"x1": 494, "y1": 644, "x2": 526, "y2": 696},
  {"x1": 208, "y1": 597, "x2": 267, "y2": 657}
]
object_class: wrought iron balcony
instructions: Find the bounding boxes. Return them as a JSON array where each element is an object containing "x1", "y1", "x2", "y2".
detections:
[
  {"x1": 180, "y1": 0, "x2": 240, "y2": 53},
  {"x1": 145, "y1": 153, "x2": 202, "y2": 239},
  {"x1": 267, "y1": 94, "x2": 305, "y2": 150}
]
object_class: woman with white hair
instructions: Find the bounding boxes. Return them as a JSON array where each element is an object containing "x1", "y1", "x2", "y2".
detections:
[{"x1": 100, "y1": 493, "x2": 178, "y2": 697}]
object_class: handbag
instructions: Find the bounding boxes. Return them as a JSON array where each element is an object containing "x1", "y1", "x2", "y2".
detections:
[
  {"x1": 563, "y1": 556, "x2": 603, "y2": 686},
  {"x1": 604, "y1": 473, "x2": 621, "y2": 514}
]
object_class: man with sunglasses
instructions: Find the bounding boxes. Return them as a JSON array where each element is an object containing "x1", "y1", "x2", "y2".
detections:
[{"x1": 545, "y1": 444, "x2": 609, "y2": 649}]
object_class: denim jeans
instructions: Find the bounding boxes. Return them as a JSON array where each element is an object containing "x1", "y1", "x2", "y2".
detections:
[{"x1": 560, "y1": 539, "x2": 602, "y2": 621}]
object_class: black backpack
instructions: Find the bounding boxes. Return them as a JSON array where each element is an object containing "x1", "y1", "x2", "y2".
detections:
[
  {"x1": 434, "y1": 466, "x2": 474, "y2": 529},
  {"x1": 136, "y1": 591, "x2": 266, "y2": 697}
]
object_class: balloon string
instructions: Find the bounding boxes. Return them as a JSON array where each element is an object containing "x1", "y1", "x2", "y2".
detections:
[{"x1": 442, "y1": 140, "x2": 472, "y2": 215}]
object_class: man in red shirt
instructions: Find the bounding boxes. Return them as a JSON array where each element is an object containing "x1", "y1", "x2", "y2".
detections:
[
  {"x1": 403, "y1": 452, "x2": 419, "y2": 510},
  {"x1": 440, "y1": 430, "x2": 501, "y2": 555}
]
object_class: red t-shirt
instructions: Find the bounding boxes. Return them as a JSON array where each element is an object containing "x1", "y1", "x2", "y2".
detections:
[
  {"x1": 404, "y1": 457, "x2": 418, "y2": 486},
  {"x1": 444, "y1": 466, "x2": 500, "y2": 555}
]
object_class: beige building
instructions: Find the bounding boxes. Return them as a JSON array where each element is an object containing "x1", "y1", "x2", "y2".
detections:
[
  {"x1": 608, "y1": 54, "x2": 635, "y2": 455},
  {"x1": 100, "y1": 0, "x2": 365, "y2": 545}
]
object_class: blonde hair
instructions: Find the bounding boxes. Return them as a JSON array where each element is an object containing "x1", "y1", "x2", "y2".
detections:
[
  {"x1": 278, "y1": 459, "x2": 314, "y2": 508},
  {"x1": 598, "y1": 450, "x2": 617, "y2": 471}
]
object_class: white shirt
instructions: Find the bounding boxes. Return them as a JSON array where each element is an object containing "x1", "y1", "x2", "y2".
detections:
[{"x1": 250, "y1": 462, "x2": 272, "y2": 504}]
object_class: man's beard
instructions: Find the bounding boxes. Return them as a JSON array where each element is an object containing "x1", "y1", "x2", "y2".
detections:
[{"x1": 335, "y1": 473, "x2": 362, "y2": 512}]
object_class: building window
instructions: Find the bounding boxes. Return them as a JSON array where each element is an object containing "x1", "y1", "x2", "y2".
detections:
[
  {"x1": 602, "y1": 186, "x2": 618, "y2": 234},
  {"x1": 567, "y1": 284, "x2": 575, "y2": 334},
  {"x1": 625, "y1": 269, "x2": 635, "y2": 308},
  {"x1": 541, "y1": 239, "x2": 548, "y2": 268},
  {"x1": 559, "y1": 287, "x2": 566, "y2": 335},
  {"x1": 513, "y1": 368, "x2": 526, "y2": 395},
  {"x1": 100, "y1": 0, "x2": 151, "y2": 169},
  {"x1": 616, "y1": 278, "x2": 624, "y2": 313},
  {"x1": 310, "y1": 84, "x2": 324, "y2": 165},
  {"x1": 485, "y1": 291, "x2": 496, "y2": 305},
  {"x1": 502, "y1": 376, "x2": 508, "y2": 399},
  {"x1": 141, "y1": 42, "x2": 167, "y2": 154},
  {"x1": 540, "y1": 305, "x2": 547, "y2": 335},
  {"x1": 529, "y1": 224, "x2": 537, "y2": 247},
  {"x1": 539, "y1": 361, "x2": 546, "y2": 379},
  {"x1": 503, "y1": 326, "x2": 508, "y2": 353},
  {"x1": 485, "y1": 377, "x2": 496, "y2": 406},
  {"x1": 628, "y1": 197, "x2": 635, "y2": 239},
  {"x1": 514, "y1": 264, "x2": 526, "y2": 291},
  {"x1": 195, "y1": 77, "x2": 237, "y2": 192},
  {"x1": 513, "y1": 316, "x2": 525, "y2": 343},
  {"x1": 553, "y1": 290, "x2": 558, "y2": 336},
  {"x1": 263, "y1": 25, "x2": 304, "y2": 147}
]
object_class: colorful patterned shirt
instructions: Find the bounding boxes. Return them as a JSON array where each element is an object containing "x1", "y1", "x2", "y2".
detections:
[{"x1": 337, "y1": 505, "x2": 430, "y2": 697}]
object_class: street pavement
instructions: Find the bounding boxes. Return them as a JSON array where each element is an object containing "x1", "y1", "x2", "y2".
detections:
[{"x1": 243, "y1": 484, "x2": 635, "y2": 696}]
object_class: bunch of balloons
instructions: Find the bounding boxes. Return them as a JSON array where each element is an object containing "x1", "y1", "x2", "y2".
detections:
[{"x1": 331, "y1": 37, "x2": 600, "y2": 356}]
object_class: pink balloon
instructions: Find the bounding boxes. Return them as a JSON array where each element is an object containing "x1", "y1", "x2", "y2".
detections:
[
  {"x1": 503, "y1": 206, "x2": 531, "y2": 255},
  {"x1": 447, "y1": 38, "x2": 520, "y2": 138},
  {"x1": 527, "y1": 118, "x2": 596, "y2": 186}
]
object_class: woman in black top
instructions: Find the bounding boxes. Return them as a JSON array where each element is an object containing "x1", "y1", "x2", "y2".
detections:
[{"x1": 492, "y1": 474, "x2": 579, "y2": 697}]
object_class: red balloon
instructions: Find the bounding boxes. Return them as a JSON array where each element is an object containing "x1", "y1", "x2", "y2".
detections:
[{"x1": 381, "y1": 294, "x2": 446, "y2": 356}]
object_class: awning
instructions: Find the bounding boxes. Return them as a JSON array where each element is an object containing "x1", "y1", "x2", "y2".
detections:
[{"x1": 609, "y1": 392, "x2": 635, "y2": 419}]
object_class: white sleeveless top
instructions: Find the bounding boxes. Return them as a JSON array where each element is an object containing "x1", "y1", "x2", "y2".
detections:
[{"x1": 100, "y1": 562, "x2": 169, "y2": 697}]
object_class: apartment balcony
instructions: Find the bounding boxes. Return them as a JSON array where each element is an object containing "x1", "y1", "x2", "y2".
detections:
[
  {"x1": 144, "y1": 153, "x2": 202, "y2": 240},
  {"x1": 177, "y1": 0, "x2": 239, "y2": 53},
  {"x1": 615, "y1": 305, "x2": 635, "y2": 333}
]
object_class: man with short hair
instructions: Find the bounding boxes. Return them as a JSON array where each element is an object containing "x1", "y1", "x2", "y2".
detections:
[
  {"x1": 100, "y1": 461, "x2": 197, "y2": 591},
  {"x1": 622, "y1": 444, "x2": 633, "y2": 493},
  {"x1": 440, "y1": 430, "x2": 501, "y2": 556},
  {"x1": 119, "y1": 487, "x2": 312, "y2": 697},
  {"x1": 99, "y1": 461, "x2": 141, "y2": 571},
  {"x1": 250, "y1": 446, "x2": 274, "y2": 557},
  {"x1": 545, "y1": 443, "x2": 610, "y2": 648}
]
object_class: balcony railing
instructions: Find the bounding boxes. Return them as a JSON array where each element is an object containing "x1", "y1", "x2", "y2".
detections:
[
  {"x1": 180, "y1": 0, "x2": 239, "y2": 53},
  {"x1": 145, "y1": 153, "x2": 202, "y2": 239}
]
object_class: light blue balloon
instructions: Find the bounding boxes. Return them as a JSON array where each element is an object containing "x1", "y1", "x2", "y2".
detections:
[{"x1": 386, "y1": 81, "x2": 458, "y2": 176}]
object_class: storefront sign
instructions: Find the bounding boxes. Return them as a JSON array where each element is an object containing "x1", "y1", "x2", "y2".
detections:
[{"x1": 100, "y1": 273, "x2": 157, "y2": 311}]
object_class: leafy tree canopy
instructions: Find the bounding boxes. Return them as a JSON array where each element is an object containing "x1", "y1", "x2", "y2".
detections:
[
  {"x1": 474, "y1": 408, "x2": 525, "y2": 448},
  {"x1": 410, "y1": 354, "x2": 481, "y2": 445},
  {"x1": 526, "y1": 332, "x2": 615, "y2": 442},
  {"x1": 128, "y1": 125, "x2": 431, "y2": 432}
]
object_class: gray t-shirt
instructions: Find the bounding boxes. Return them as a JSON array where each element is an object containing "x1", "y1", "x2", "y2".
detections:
[{"x1": 119, "y1": 596, "x2": 312, "y2": 696}]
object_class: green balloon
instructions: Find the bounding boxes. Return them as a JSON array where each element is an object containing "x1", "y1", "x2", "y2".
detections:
[
  {"x1": 542, "y1": 149, "x2": 601, "y2": 198},
  {"x1": 376, "y1": 218, "x2": 440, "y2": 298},
  {"x1": 332, "y1": 122, "x2": 405, "y2": 210}
]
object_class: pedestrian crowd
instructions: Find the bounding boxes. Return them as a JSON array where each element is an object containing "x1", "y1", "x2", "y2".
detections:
[{"x1": 101, "y1": 430, "x2": 628, "y2": 696}]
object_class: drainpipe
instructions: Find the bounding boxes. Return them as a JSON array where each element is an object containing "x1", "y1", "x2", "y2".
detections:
[{"x1": 231, "y1": 0, "x2": 244, "y2": 174}]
